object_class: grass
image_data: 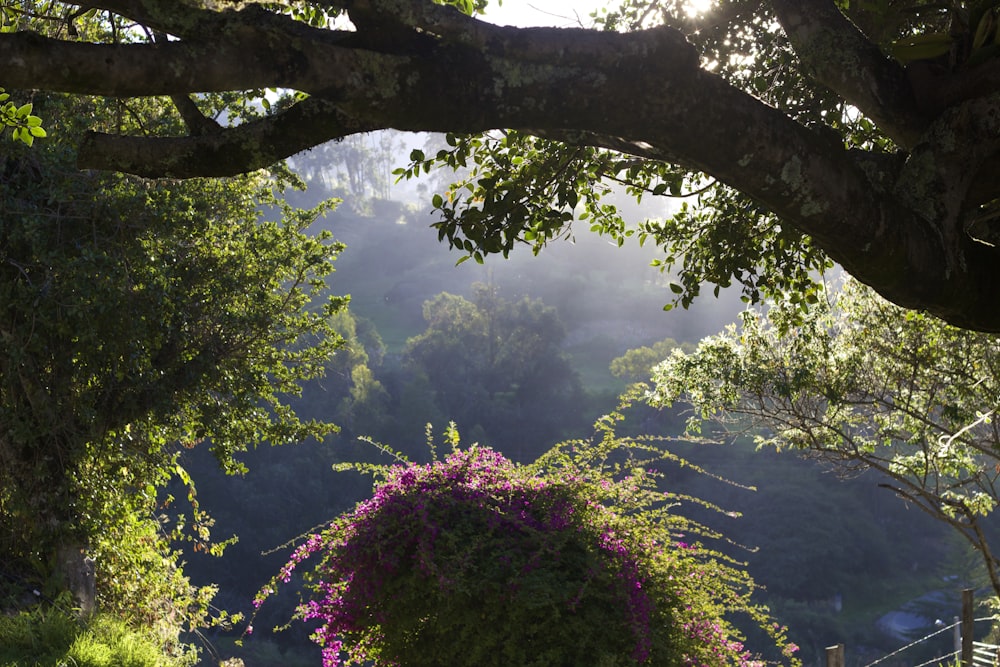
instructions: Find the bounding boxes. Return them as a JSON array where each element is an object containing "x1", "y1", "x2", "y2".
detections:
[
  {"x1": 0, "y1": 607, "x2": 196, "y2": 667},
  {"x1": 565, "y1": 334, "x2": 630, "y2": 395}
]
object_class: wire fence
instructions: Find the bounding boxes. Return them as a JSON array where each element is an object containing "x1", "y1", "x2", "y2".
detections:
[
  {"x1": 972, "y1": 641, "x2": 1000, "y2": 667},
  {"x1": 863, "y1": 619, "x2": 962, "y2": 667},
  {"x1": 848, "y1": 605, "x2": 997, "y2": 667}
]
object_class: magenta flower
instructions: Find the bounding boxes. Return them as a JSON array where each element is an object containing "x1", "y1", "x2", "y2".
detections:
[{"x1": 254, "y1": 444, "x2": 799, "y2": 667}]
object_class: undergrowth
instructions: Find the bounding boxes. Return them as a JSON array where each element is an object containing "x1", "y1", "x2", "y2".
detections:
[{"x1": 0, "y1": 605, "x2": 197, "y2": 667}]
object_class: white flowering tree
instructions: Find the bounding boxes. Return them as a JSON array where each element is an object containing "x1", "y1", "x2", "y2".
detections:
[{"x1": 649, "y1": 279, "x2": 1000, "y2": 596}]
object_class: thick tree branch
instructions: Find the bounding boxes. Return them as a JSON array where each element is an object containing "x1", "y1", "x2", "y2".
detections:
[
  {"x1": 771, "y1": 0, "x2": 930, "y2": 149},
  {"x1": 78, "y1": 98, "x2": 382, "y2": 177},
  {"x1": 346, "y1": 0, "x2": 489, "y2": 39},
  {"x1": 151, "y1": 31, "x2": 223, "y2": 137},
  {"x1": 0, "y1": 11, "x2": 350, "y2": 95},
  {"x1": 84, "y1": 0, "x2": 279, "y2": 39},
  {"x1": 910, "y1": 57, "x2": 1000, "y2": 116},
  {"x1": 894, "y1": 92, "x2": 1000, "y2": 253},
  {"x1": 0, "y1": 31, "x2": 277, "y2": 95},
  {"x1": 58, "y1": 16, "x2": 991, "y2": 327},
  {"x1": 8, "y1": 1, "x2": 1000, "y2": 329}
]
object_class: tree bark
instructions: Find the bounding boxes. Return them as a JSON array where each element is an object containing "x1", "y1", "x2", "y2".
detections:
[{"x1": 56, "y1": 543, "x2": 96, "y2": 619}]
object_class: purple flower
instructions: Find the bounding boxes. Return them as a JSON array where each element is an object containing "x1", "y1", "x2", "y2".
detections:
[{"x1": 253, "y1": 445, "x2": 790, "y2": 666}]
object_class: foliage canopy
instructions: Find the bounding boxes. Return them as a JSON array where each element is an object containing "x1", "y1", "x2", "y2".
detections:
[{"x1": 0, "y1": 84, "x2": 346, "y2": 639}]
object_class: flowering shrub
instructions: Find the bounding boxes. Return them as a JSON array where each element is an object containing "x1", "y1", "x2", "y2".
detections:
[{"x1": 255, "y1": 408, "x2": 799, "y2": 667}]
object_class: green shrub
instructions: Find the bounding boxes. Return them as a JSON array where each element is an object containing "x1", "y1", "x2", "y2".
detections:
[{"x1": 256, "y1": 401, "x2": 801, "y2": 666}]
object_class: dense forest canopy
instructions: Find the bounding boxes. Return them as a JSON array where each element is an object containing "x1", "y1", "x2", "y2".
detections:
[{"x1": 5, "y1": 1, "x2": 1000, "y2": 329}]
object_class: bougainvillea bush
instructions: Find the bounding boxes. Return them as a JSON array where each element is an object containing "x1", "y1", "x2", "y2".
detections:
[{"x1": 255, "y1": 404, "x2": 799, "y2": 667}]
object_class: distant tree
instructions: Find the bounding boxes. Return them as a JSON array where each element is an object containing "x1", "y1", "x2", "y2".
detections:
[
  {"x1": 292, "y1": 131, "x2": 405, "y2": 200},
  {"x1": 0, "y1": 89, "x2": 345, "y2": 630},
  {"x1": 337, "y1": 365, "x2": 392, "y2": 437},
  {"x1": 403, "y1": 284, "x2": 585, "y2": 455},
  {"x1": 325, "y1": 310, "x2": 379, "y2": 389},
  {"x1": 648, "y1": 278, "x2": 1000, "y2": 597},
  {"x1": 301, "y1": 310, "x2": 392, "y2": 437},
  {"x1": 610, "y1": 337, "x2": 694, "y2": 384}
]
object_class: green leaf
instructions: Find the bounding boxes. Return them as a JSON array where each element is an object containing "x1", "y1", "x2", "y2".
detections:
[{"x1": 890, "y1": 32, "x2": 953, "y2": 62}]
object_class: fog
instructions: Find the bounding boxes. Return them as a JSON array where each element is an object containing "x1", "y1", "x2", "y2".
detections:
[{"x1": 180, "y1": 130, "x2": 976, "y2": 667}]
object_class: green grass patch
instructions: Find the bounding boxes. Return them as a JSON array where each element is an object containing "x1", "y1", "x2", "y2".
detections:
[
  {"x1": 565, "y1": 335, "x2": 630, "y2": 395},
  {"x1": 0, "y1": 607, "x2": 196, "y2": 667}
]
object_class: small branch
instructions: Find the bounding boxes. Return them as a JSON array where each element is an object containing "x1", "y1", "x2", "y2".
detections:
[
  {"x1": 169, "y1": 95, "x2": 223, "y2": 136},
  {"x1": 528, "y1": 129, "x2": 680, "y2": 164}
]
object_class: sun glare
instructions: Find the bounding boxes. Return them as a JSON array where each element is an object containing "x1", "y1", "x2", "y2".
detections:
[{"x1": 683, "y1": 0, "x2": 715, "y2": 17}]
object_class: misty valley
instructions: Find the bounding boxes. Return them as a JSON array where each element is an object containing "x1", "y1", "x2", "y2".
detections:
[{"x1": 174, "y1": 161, "x2": 985, "y2": 667}]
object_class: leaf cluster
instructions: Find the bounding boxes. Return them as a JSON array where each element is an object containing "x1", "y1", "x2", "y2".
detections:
[
  {"x1": 402, "y1": 128, "x2": 832, "y2": 313},
  {"x1": 0, "y1": 89, "x2": 45, "y2": 146},
  {"x1": 400, "y1": 0, "x2": 1000, "y2": 313}
]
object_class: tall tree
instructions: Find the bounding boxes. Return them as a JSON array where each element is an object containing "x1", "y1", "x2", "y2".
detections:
[
  {"x1": 647, "y1": 278, "x2": 1000, "y2": 597},
  {"x1": 4, "y1": 1, "x2": 1000, "y2": 328},
  {"x1": 0, "y1": 86, "x2": 346, "y2": 625}
]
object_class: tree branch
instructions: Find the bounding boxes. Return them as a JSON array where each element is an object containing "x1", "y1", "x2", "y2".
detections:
[
  {"x1": 10, "y1": 1, "x2": 1000, "y2": 328},
  {"x1": 345, "y1": 0, "x2": 489, "y2": 39},
  {"x1": 60, "y1": 15, "x2": 956, "y2": 322},
  {"x1": 771, "y1": 0, "x2": 930, "y2": 149},
  {"x1": 0, "y1": 10, "x2": 353, "y2": 96},
  {"x1": 0, "y1": 30, "x2": 274, "y2": 95},
  {"x1": 893, "y1": 92, "x2": 1000, "y2": 268},
  {"x1": 78, "y1": 97, "x2": 382, "y2": 177}
]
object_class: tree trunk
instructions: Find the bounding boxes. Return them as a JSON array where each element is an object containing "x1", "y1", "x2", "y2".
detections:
[{"x1": 55, "y1": 542, "x2": 96, "y2": 619}]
